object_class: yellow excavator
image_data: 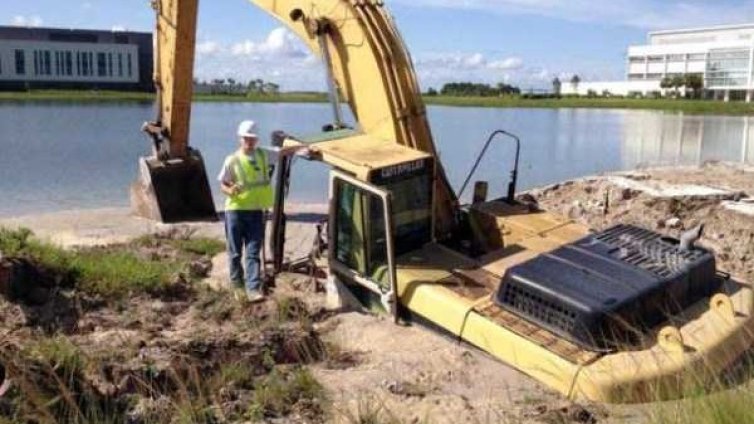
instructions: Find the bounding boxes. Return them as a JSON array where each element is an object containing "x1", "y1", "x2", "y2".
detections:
[{"x1": 132, "y1": 0, "x2": 754, "y2": 403}]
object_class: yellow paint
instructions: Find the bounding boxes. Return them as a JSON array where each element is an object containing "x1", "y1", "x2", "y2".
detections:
[{"x1": 396, "y1": 242, "x2": 754, "y2": 403}]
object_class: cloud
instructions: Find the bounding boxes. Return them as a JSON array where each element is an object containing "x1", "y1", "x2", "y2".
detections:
[
  {"x1": 111, "y1": 25, "x2": 126, "y2": 32},
  {"x1": 412, "y1": 51, "x2": 582, "y2": 89},
  {"x1": 10, "y1": 15, "x2": 43, "y2": 27},
  {"x1": 390, "y1": 0, "x2": 754, "y2": 30},
  {"x1": 196, "y1": 41, "x2": 223, "y2": 55},
  {"x1": 193, "y1": 28, "x2": 322, "y2": 91},
  {"x1": 230, "y1": 28, "x2": 307, "y2": 59},
  {"x1": 489, "y1": 57, "x2": 523, "y2": 70}
]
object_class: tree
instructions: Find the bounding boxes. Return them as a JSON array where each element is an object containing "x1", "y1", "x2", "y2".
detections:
[
  {"x1": 426, "y1": 87, "x2": 438, "y2": 96},
  {"x1": 262, "y1": 82, "x2": 280, "y2": 95},
  {"x1": 660, "y1": 76, "x2": 673, "y2": 97},
  {"x1": 552, "y1": 77, "x2": 562, "y2": 97},
  {"x1": 247, "y1": 79, "x2": 259, "y2": 94},
  {"x1": 684, "y1": 73, "x2": 703, "y2": 98},
  {"x1": 671, "y1": 75, "x2": 685, "y2": 97},
  {"x1": 570, "y1": 74, "x2": 581, "y2": 93}
]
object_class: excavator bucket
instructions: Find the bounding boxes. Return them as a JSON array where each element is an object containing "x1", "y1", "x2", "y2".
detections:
[{"x1": 130, "y1": 150, "x2": 217, "y2": 223}]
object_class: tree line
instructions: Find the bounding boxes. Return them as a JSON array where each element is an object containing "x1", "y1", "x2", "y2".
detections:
[
  {"x1": 426, "y1": 82, "x2": 521, "y2": 97},
  {"x1": 193, "y1": 78, "x2": 281, "y2": 96}
]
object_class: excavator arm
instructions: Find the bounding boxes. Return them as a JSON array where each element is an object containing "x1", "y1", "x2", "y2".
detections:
[
  {"x1": 150, "y1": 0, "x2": 198, "y2": 159},
  {"x1": 130, "y1": 0, "x2": 215, "y2": 222}
]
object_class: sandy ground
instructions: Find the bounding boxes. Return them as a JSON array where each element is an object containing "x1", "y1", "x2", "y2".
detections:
[{"x1": 2, "y1": 163, "x2": 753, "y2": 423}]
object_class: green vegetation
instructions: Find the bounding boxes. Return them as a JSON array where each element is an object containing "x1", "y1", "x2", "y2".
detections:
[
  {"x1": 0, "y1": 227, "x2": 223, "y2": 299},
  {"x1": 4, "y1": 88, "x2": 754, "y2": 115},
  {"x1": 195, "y1": 91, "x2": 327, "y2": 103},
  {"x1": 249, "y1": 367, "x2": 326, "y2": 420},
  {"x1": 423, "y1": 95, "x2": 754, "y2": 115},
  {"x1": 0, "y1": 89, "x2": 327, "y2": 104},
  {"x1": 432, "y1": 81, "x2": 520, "y2": 97},
  {"x1": 0, "y1": 227, "x2": 335, "y2": 423},
  {"x1": 0, "y1": 89, "x2": 154, "y2": 102}
]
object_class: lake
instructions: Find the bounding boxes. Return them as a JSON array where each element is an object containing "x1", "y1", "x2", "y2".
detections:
[{"x1": 0, "y1": 102, "x2": 752, "y2": 217}]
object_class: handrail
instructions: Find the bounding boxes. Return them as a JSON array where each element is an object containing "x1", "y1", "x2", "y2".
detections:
[{"x1": 457, "y1": 129, "x2": 522, "y2": 204}]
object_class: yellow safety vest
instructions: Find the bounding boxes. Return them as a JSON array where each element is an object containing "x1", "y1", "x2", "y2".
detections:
[{"x1": 225, "y1": 149, "x2": 274, "y2": 211}]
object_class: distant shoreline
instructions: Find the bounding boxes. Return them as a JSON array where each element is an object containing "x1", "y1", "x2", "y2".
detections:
[{"x1": 3, "y1": 89, "x2": 754, "y2": 115}]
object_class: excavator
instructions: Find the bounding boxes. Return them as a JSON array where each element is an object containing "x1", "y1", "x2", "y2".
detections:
[{"x1": 131, "y1": 0, "x2": 754, "y2": 403}]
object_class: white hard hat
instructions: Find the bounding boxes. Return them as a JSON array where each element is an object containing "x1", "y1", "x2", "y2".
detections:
[{"x1": 237, "y1": 120, "x2": 258, "y2": 138}]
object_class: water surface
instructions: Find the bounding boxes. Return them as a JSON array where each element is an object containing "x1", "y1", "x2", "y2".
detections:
[{"x1": 0, "y1": 102, "x2": 751, "y2": 217}]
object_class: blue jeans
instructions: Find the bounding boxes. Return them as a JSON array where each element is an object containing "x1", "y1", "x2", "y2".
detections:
[{"x1": 224, "y1": 210, "x2": 265, "y2": 291}]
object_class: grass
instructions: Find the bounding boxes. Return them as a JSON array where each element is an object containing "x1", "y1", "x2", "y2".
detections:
[
  {"x1": 248, "y1": 366, "x2": 326, "y2": 420},
  {"x1": 423, "y1": 95, "x2": 754, "y2": 115},
  {"x1": 333, "y1": 395, "x2": 406, "y2": 424},
  {"x1": 2, "y1": 337, "x2": 328, "y2": 423},
  {"x1": 652, "y1": 388, "x2": 754, "y2": 424},
  {"x1": 3, "y1": 89, "x2": 754, "y2": 115},
  {"x1": 0, "y1": 226, "x2": 223, "y2": 300},
  {"x1": 0, "y1": 89, "x2": 327, "y2": 104}
]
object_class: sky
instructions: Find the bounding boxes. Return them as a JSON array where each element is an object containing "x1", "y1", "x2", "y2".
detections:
[{"x1": 4, "y1": 0, "x2": 754, "y2": 91}]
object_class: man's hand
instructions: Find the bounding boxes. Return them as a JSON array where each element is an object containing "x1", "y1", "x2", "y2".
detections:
[{"x1": 221, "y1": 182, "x2": 242, "y2": 197}]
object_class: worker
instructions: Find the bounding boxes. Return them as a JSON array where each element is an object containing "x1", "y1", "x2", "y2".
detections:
[{"x1": 218, "y1": 120, "x2": 275, "y2": 302}]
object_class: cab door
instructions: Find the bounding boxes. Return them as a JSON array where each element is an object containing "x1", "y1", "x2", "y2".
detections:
[{"x1": 328, "y1": 171, "x2": 398, "y2": 321}]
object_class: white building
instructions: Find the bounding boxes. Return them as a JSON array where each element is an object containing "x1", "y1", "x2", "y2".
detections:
[
  {"x1": 0, "y1": 26, "x2": 153, "y2": 91},
  {"x1": 562, "y1": 23, "x2": 754, "y2": 101}
]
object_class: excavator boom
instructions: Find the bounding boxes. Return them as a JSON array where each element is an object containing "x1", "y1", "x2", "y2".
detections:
[{"x1": 250, "y1": 0, "x2": 458, "y2": 237}]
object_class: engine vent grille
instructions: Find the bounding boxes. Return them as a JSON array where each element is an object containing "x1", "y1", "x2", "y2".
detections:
[{"x1": 495, "y1": 224, "x2": 719, "y2": 351}]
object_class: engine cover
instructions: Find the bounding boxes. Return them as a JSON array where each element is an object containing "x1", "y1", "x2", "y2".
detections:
[{"x1": 495, "y1": 224, "x2": 719, "y2": 351}]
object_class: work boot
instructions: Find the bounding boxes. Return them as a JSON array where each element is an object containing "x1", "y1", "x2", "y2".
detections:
[{"x1": 245, "y1": 289, "x2": 265, "y2": 303}]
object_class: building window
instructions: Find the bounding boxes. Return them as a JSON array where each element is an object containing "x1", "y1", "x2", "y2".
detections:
[
  {"x1": 706, "y1": 48, "x2": 751, "y2": 87},
  {"x1": 647, "y1": 55, "x2": 664, "y2": 63},
  {"x1": 628, "y1": 73, "x2": 645, "y2": 81},
  {"x1": 127, "y1": 54, "x2": 132, "y2": 77},
  {"x1": 688, "y1": 53, "x2": 706, "y2": 61},
  {"x1": 118, "y1": 54, "x2": 123, "y2": 76},
  {"x1": 65, "y1": 51, "x2": 73, "y2": 75},
  {"x1": 42, "y1": 51, "x2": 51, "y2": 75},
  {"x1": 33, "y1": 51, "x2": 38, "y2": 75},
  {"x1": 97, "y1": 52, "x2": 107, "y2": 76},
  {"x1": 646, "y1": 73, "x2": 663, "y2": 80},
  {"x1": 89, "y1": 53, "x2": 94, "y2": 76},
  {"x1": 0, "y1": 56, "x2": 2, "y2": 75},
  {"x1": 55, "y1": 51, "x2": 60, "y2": 75},
  {"x1": 667, "y1": 54, "x2": 685, "y2": 62},
  {"x1": 628, "y1": 56, "x2": 645, "y2": 64},
  {"x1": 81, "y1": 52, "x2": 89, "y2": 76},
  {"x1": 108, "y1": 53, "x2": 113, "y2": 77},
  {"x1": 76, "y1": 52, "x2": 81, "y2": 75},
  {"x1": 15, "y1": 50, "x2": 25, "y2": 75}
]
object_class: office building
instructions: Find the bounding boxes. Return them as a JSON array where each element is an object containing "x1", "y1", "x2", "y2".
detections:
[
  {"x1": 0, "y1": 26, "x2": 153, "y2": 91},
  {"x1": 563, "y1": 23, "x2": 754, "y2": 101}
]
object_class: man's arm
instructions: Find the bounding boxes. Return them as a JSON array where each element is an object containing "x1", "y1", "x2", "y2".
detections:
[{"x1": 218, "y1": 157, "x2": 240, "y2": 197}]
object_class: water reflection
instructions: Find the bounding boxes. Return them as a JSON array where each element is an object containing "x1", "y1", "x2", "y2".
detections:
[{"x1": 623, "y1": 112, "x2": 754, "y2": 168}]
